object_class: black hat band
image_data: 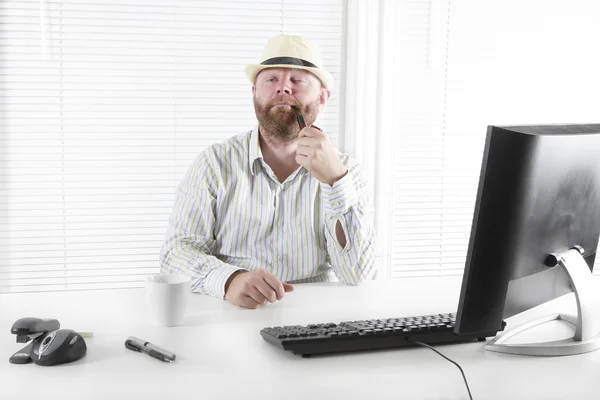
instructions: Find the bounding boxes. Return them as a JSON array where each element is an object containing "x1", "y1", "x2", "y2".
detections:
[{"x1": 260, "y1": 57, "x2": 318, "y2": 69}]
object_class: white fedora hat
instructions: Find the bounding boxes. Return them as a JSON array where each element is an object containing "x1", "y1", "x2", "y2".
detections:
[{"x1": 245, "y1": 34, "x2": 334, "y2": 89}]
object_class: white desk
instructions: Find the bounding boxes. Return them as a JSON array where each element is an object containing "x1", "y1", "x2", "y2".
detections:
[{"x1": 1, "y1": 277, "x2": 599, "y2": 400}]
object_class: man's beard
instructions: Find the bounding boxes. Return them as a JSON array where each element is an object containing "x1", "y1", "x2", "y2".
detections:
[{"x1": 253, "y1": 95, "x2": 320, "y2": 145}]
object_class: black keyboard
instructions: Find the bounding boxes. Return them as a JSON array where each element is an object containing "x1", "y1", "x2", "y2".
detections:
[{"x1": 261, "y1": 312, "x2": 486, "y2": 357}]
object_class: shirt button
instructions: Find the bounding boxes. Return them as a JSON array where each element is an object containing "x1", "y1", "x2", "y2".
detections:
[
  {"x1": 277, "y1": 255, "x2": 283, "y2": 261},
  {"x1": 278, "y1": 221, "x2": 284, "y2": 227},
  {"x1": 334, "y1": 202, "x2": 340, "y2": 207}
]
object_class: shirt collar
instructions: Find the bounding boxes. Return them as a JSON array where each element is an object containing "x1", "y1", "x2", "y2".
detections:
[
  {"x1": 249, "y1": 124, "x2": 262, "y2": 176},
  {"x1": 248, "y1": 124, "x2": 310, "y2": 177}
]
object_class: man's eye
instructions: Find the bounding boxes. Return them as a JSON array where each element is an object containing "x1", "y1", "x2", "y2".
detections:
[{"x1": 266, "y1": 78, "x2": 277, "y2": 83}]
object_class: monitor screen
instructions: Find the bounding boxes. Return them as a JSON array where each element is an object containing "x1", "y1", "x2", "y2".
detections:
[{"x1": 454, "y1": 124, "x2": 600, "y2": 354}]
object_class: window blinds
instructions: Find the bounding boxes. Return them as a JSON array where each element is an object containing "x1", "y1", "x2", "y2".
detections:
[
  {"x1": 0, "y1": 0, "x2": 343, "y2": 293},
  {"x1": 389, "y1": 0, "x2": 473, "y2": 278},
  {"x1": 389, "y1": 0, "x2": 600, "y2": 279}
]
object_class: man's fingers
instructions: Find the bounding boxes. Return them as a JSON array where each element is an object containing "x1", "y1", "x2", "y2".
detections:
[
  {"x1": 253, "y1": 279, "x2": 279, "y2": 303},
  {"x1": 246, "y1": 285, "x2": 270, "y2": 306},
  {"x1": 295, "y1": 140, "x2": 314, "y2": 163},
  {"x1": 238, "y1": 295, "x2": 262, "y2": 309},
  {"x1": 226, "y1": 270, "x2": 293, "y2": 309},
  {"x1": 262, "y1": 274, "x2": 286, "y2": 300},
  {"x1": 297, "y1": 137, "x2": 319, "y2": 149},
  {"x1": 299, "y1": 126, "x2": 324, "y2": 138}
]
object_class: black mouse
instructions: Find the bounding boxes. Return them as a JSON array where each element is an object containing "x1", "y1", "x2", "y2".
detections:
[{"x1": 30, "y1": 329, "x2": 87, "y2": 366}]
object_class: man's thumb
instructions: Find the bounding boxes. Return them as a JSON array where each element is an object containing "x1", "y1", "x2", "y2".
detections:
[{"x1": 283, "y1": 282, "x2": 295, "y2": 292}]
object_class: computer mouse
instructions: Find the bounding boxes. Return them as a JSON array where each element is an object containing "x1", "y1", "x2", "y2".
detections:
[{"x1": 30, "y1": 329, "x2": 87, "y2": 366}]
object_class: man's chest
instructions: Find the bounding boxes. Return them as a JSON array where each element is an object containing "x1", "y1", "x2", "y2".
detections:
[{"x1": 214, "y1": 173, "x2": 325, "y2": 229}]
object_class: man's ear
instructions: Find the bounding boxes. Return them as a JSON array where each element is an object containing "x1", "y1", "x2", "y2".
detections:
[
  {"x1": 319, "y1": 88, "x2": 331, "y2": 109},
  {"x1": 252, "y1": 86, "x2": 256, "y2": 96}
]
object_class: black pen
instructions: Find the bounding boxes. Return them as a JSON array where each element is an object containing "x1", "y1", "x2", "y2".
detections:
[{"x1": 125, "y1": 336, "x2": 176, "y2": 363}]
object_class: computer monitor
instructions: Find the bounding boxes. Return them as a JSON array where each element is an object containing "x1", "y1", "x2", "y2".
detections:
[{"x1": 454, "y1": 124, "x2": 600, "y2": 356}]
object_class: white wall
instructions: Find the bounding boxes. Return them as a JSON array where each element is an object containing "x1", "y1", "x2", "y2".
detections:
[{"x1": 446, "y1": 0, "x2": 600, "y2": 131}]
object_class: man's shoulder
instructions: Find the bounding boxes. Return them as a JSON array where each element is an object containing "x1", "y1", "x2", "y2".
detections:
[
  {"x1": 204, "y1": 130, "x2": 252, "y2": 155},
  {"x1": 194, "y1": 130, "x2": 252, "y2": 164},
  {"x1": 180, "y1": 130, "x2": 252, "y2": 187}
]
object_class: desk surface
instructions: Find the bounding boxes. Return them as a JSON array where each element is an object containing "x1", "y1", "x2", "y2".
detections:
[{"x1": 1, "y1": 276, "x2": 599, "y2": 400}]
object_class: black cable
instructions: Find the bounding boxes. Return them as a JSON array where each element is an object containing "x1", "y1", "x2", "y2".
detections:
[{"x1": 408, "y1": 340, "x2": 473, "y2": 400}]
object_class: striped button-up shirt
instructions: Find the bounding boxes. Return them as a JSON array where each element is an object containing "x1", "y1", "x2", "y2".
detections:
[{"x1": 160, "y1": 126, "x2": 379, "y2": 298}]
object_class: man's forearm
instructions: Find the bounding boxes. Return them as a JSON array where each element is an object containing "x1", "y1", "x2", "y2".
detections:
[{"x1": 160, "y1": 234, "x2": 245, "y2": 298}]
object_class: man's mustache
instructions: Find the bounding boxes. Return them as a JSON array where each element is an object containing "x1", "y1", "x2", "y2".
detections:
[{"x1": 267, "y1": 96, "x2": 300, "y2": 108}]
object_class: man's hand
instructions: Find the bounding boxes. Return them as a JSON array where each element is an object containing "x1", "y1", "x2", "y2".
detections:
[
  {"x1": 225, "y1": 269, "x2": 295, "y2": 309},
  {"x1": 296, "y1": 127, "x2": 348, "y2": 186}
]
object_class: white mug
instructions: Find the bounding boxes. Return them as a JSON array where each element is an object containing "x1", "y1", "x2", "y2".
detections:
[{"x1": 145, "y1": 274, "x2": 191, "y2": 327}]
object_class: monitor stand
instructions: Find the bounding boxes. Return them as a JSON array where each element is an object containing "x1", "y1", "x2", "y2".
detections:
[{"x1": 486, "y1": 247, "x2": 600, "y2": 356}]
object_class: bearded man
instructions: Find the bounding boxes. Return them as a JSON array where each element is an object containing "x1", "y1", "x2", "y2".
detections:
[{"x1": 160, "y1": 34, "x2": 378, "y2": 309}]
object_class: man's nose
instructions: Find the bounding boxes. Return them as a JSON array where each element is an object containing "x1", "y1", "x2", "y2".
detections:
[{"x1": 276, "y1": 84, "x2": 292, "y2": 95}]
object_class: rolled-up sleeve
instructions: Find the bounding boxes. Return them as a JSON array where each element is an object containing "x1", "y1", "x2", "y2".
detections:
[{"x1": 320, "y1": 159, "x2": 379, "y2": 284}]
